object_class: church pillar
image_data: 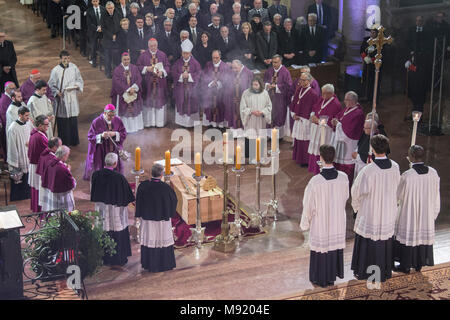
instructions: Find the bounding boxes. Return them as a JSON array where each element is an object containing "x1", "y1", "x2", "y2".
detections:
[{"x1": 342, "y1": 0, "x2": 380, "y2": 64}]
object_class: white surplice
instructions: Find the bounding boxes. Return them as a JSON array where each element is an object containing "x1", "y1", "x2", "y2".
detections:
[
  {"x1": 5, "y1": 102, "x2": 26, "y2": 140},
  {"x1": 300, "y1": 170, "x2": 349, "y2": 253},
  {"x1": 395, "y1": 167, "x2": 441, "y2": 246},
  {"x1": 7, "y1": 120, "x2": 32, "y2": 173},
  {"x1": 351, "y1": 160, "x2": 401, "y2": 241},
  {"x1": 240, "y1": 89, "x2": 272, "y2": 139},
  {"x1": 332, "y1": 122, "x2": 359, "y2": 165},
  {"x1": 27, "y1": 94, "x2": 54, "y2": 138},
  {"x1": 48, "y1": 62, "x2": 84, "y2": 118},
  {"x1": 95, "y1": 202, "x2": 130, "y2": 232}
]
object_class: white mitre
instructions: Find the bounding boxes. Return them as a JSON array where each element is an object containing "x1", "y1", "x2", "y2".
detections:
[{"x1": 181, "y1": 39, "x2": 194, "y2": 53}]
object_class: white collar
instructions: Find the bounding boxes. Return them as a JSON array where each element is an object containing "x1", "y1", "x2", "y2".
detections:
[
  {"x1": 138, "y1": 28, "x2": 143, "y2": 32},
  {"x1": 274, "y1": 65, "x2": 282, "y2": 73},
  {"x1": 103, "y1": 114, "x2": 112, "y2": 124},
  {"x1": 375, "y1": 156, "x2": 387, "y2": 160},
  {"x1": 122, "y1": 63, "x2": 129, "y2": 70},
  {"x1": 412, "y1": 162, "x2": 424, "y2": 165},
  {"x1": 322, "y1": 166, "x2": 334, "y2": 169},
  {"x1": 150, "y1": 50, "x2": 157, "y2": 55},
  {"x1": 238, "y1": 65, "x2": 244, "y2": 74},
  {"x1": 183, "y1": 57, "x2": 191, "y2": 63},
  {"x1": 213, "y1": 61, "x2": 222, "y2": 68}
]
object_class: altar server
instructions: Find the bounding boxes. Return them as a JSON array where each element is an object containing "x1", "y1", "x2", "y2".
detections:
[
  {"x1": 135, "y1": 164, "x2": 177, "y2": 273},
  {"x1": 394, "y1": 145, "x2": 440, "y2": 273},
  {"x1": 91, "y1": 153, "x2": 135, "y2": 266},
  {"x1": 240, "y1": 76, "x2": 272, "y2": 159},
  {"x1": 20, "y1": 69, "x2": 55, "y2": 104},
  {"x1": 5, "y1": 90, "x2": 26, "y2": 140},
  {"x1": 48, "y1": 50, "x2": 84, "y2": 146},
  {"x1": 331, "y1": 91, "x2": 365, "y2": 185},
  {"x1": 171, "y1": 39, "x2": 202, "y2": 127},
  {"x1": 111, "y1": 52, "x2": 144, "y2": 133},
  {"x1": 290, "y1": 72, "x2": 320, "y2": 167},
  {"x1": 41, "y1": 145, "x2": 76, "y2": 212},
  {"x1": 83, "y1": 104, "x2": 127, "y2": 180},
  {"x1": 27, "y1": 115, "x2": 49, "y2": 212},
  {"x1": 7, "y1": 106, "x2": 32, "y2": 201},
  {"x1": 137, "y1": 38, "x2": 170, "y2": 128},
  {"x1": 307, "y1": 84, "x2": 341, "y2": 174},
  {"x1": 301, "y1": 145, "x2": 349, "y2": 287},
  {"x1": 351, "y1": 134, "x2": 400, "y2": 282},
  {"x1": 27, "y1": 80, "x2": 55, "y2": 138},
  {"x1": 263, "y1": 55, "x2": 292, "y2": 139}
]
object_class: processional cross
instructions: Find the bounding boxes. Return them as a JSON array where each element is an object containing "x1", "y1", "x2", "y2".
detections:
[{"x1": 367, "y1": 25, "x2": 394, "y2": 139}]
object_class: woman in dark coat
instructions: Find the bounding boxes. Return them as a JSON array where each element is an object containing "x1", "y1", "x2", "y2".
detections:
[
  {"x1": 47, "y1": 0, "x2": 65, "y2": 38},
  {"x1": 114, "y1": 18, "x2": 131, "y2": 66},
  {"x1": 193, "y1": 31, "x2": 214, "y2": 68},
  {"x1": 237, "y1": 22, "x2": 256, "y2": 69}
]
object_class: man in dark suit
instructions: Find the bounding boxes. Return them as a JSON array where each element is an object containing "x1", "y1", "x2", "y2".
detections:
[
  {"x1": 226, "y1": 1, "x2": 247, "y2": 25},
  {"x1": 128, "y1": 17, "x2": 152, "y2": 64},
  {"x1": 101, "y1": 2, "x2": 121, "y2": 78},
  {"x1": 75, "y1": 0, "x2": 90, "y2": 57},
  {"x1": 248, "y1": 0, "x2": 269, "y2": 22},
  {"x1": 407, "y1": 15, "x2": 433, "y2": 56},
  {"x1": 215, "y1": 26, "x2": 238, "y2": 61},
  {"x1": 207, "y1": 14, "x2": 223, "y2": 43},
  {"x1": 299, "y1": 13, "x2": 325, "y2": 64},
  {"x1": 307, "y1": 0, "x2": 332, "y2": 34},
  {"x1": 187, "y1": 16, "x2": 203, "y2": 47},
  {"x1": 157, "y1": 19, "x2": 179, "y2": 64},
  {"x1": 86, "y1": 0, "x2": 107, "y2": 68},
  {"x1": 227, "y1": 13, "x2": 243, "y2": 38},
  {"x1": 180, "y1": 2, "x2": 206, "y2": 30},
  {"x1": 136, "y1": 0, "x2": 151, "y2": 16},
  {"x1": 116, "y1": 0, "x2": 130, "y2": 20},
  {"x1": 150, "y1": 0, "x2": 167, "y2": 24},
  {"x1": 174, "y1": 0, "x2": 188, "y2": 28},
  {"x1": 255, "y1": 21, "x2": 278, "y2": 68},
  {"x1": 268, "y1": 0, "x2": 288, "y2": 22},
  {"x1": 278, "y1": 18, "x2": 299, "y2": 67},
  {"x1": 0, "y1": 31, "x2": 19, "y2": 90}
]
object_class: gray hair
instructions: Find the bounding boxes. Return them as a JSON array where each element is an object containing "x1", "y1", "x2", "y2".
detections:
[
  {"x1": 300, "y1": 65, "x2": 311, "y2": 73},
  {"x1": 180, "y1": 30, "x2": 189, "y2": 37},
  {"x1": 273, "y1": 13, "x2": 282, "y2": 19},
  {"x1": 55, "y1": 145, "x2": 70, "y2": 159},
  {"x1": 345, "y1": 91, "x2": 359, "y2": 102},
  {"x1": 301, "y1": 72, "x2": 313, "y2": 81},
  {"x1": 188, "y1": 3, "x2": 197, "y2": 11},
  {"x1": 297, "y1": 16, "x2": 307, "y2": 25},
  {"x1": 232, "y1": 59, "x2": 243, "y2": 66},
  {"x1": 212, "y1": 49, "x2": 222, "y2": 57},
  {"x1": 284, "y1": 18, "x2": 293, "y2": 25},
  {"x1": 364, "y1": 118, "x2": 378, "y2": 128},
  {"x1": 130, "y1": 2, "x2": 139, "y2": 9},
  {"x1": 105, "y1": 1, "x2": 115, "y2": 8},
  {"x1": 151, "y1": 164, "x2": 164, "y2": 178},
  {"x1": 272, "y1": 54, "x2": 283, "y2": 61},
  {"x1": 164, "y1": 18, "x2": 173, "y2": 25},
  {"x1": 366, "y1": 111, "x2": 380, "y2": 123},
  {"x1": 232, "y1": 2, "x2": 241, "y2": 9},
  {"x1": 308, "y1": 13, "x2": 318, "y2": 20},
  {"x1": 105, "y1": 152, "x2": 118, "y2": 167},
  {"x1": 322, "y1": 84, "x2": 335, "y2": 94},
  {"x1": 165, "y1": 8, "x2": 175, "y2": 15}
]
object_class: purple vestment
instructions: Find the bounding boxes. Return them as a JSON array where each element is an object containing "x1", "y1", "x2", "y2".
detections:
[
  {"x1": 28, "y1": 128, "x2": 48, "y2": 212},
  {"x1": 83, "y1": 114, "x2": 127, "y2": 180},
  {"x1": 111, "y1": 64, "x2": 144, "y2": 117},
  {"x1": 264, "y1": 66, "x2": 293, "y2": 127},
  {"x1": 202, "y1": 61, "x2": 231, "y2": 124},
  {"x1": 20, "y1": 77, "x2": 55, "y2": 104},
  {"x1": 0, "y1": 93, "x2": 12, "y2": 128},
  {"x1": 43, "y1": 157, "x2": 75, "y2": 193},
  {"x1": 171, "y1": 56, "x2": 202, "y2": 116},
  {"x1": 137, "y1": 50, "x2": 170, "y2": 109},
  {"x1": 223, "y1": 66, "x2": 253, "y2": 129},
  {"x1": 335, "y1": 104, "x2": 365, "y2": 141}
]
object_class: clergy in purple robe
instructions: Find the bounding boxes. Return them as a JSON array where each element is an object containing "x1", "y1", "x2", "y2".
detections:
[
  {"x1": 263, "y1": 55, "x2": 293, "y2": 139},
  {"x1": 111, "y1": 53, "x2": 144, "y2": 133},
  {"x1": 307, "y1": 84, "x2": 342, "y2": 174},
  {"x1": 37, "y1": 137, "x2": 62, "y2": 208},
  {"x1": 41, "y1": 145, "x2": 76, "y2": 212},
  {"x1": 291, "y1": 66, "x2": 321, "y2": 97},
  {"x1": 290, "y1": 72, "x2": 320, "y2": 167},
  {"x1": 0, "y1": 81, "x2": 16, "y2": 160},
  {"x1": 20, "y1": 69, "x2": 55, "y2": 104},
  {"x1": 331, "y1": 91, "x2": 365, "y2": 185},
  {"x1": 83, "y1": 104, "x2": 127, "y2": 181},
  {"x1": 226, "y1": 60, "x2": 253, "y2": 137},
  {"x1": 137, "y1": 38, "x2": 170, "y2": 128},
  {"x1": 202, "y1": 50, "x2": 231, "y2": 128},
  {"x1": 171, "y1": 39, "x2": 202, "y2": 128},
  {"x1": 27, "y1": 115, "x2": 49, "y2": 212}
]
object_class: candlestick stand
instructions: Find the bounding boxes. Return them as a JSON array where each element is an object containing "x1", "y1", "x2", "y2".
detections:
[
  {"x1": 264, "y1": 150, "x2": 279, "y2": 221},
  {"x1": 189, "y1": 173, "x2": 206, "y2": 249},
  {"x1": 250, "y1": 161, "x2": 263, "y2": 229},
  {"x1": 131, "y1": 168, "x2": 144, "y2": 243},
  {"x1": 213, "y1": 159, "x2": 236, "y2": 253},
  {"x1": 164, "y1": 171, "x2": 174, "y2": 184},
  {"x1": 231, "y1": 166, "x2": 245, "y2": 241},
  {"x1": 411, "y1": 111, "x2": 422, "y2": 146}
]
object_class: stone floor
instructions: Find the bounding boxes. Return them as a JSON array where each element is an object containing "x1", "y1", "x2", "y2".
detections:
[{"x1": 2, "y1": 0, "x2": 450, "y2": 300}]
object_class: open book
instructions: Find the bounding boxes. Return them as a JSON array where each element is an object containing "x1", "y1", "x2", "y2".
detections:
[{"x1": 0, "y1": 210, "x2": 24, "y2": 230}]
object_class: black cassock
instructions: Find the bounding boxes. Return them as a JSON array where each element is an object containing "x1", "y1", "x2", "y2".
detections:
[
  {"x1": 360, "y1": 36, "x2": 384, "y2": 102},
  {"x1": 0, "y1": 40, "x2": 19, "y2": 90},
  {"x1": 408, "y1": 52, "x2": 432, "y2": 112},
  {"x1": 135, "y1": 178, "x2": 178, "y2": 273},
  {"x1": 91, "y1": 168, "x2": 135, "y2": 266}
]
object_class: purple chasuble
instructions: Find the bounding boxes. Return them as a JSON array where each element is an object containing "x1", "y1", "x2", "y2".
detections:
[
  {"x1": 43, "y1": 158, "x2": 75, "y2": 193},
  {"x1": 28, "y1": 129, "x2": 48, "y2": 165},
  {"x1": 136, "y1": 50, "x2": 170, "y2": 109},
  {"x1": 83, "y1": 114, "x2": 127, "y2": 180},
  {"x1": 334, "y1": 104, "x2": 365, "y2": 140},
  {"x1": 171, "y1": 56, "x2": 202, "y2": 116},
  {"x1": 264, "y1": 66, "x2": 293, "y2": 127},
  {"x1": 111, "y1": 63, "x2": 144, "y2": 117},
  {"x1": 202, "y1": 61, "x2": 231, "y2": 124}
]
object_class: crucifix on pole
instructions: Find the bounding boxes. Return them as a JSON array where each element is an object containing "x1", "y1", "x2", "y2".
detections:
[{"x1": 367, "y1": 25, "x2": 393, "y2": 141}]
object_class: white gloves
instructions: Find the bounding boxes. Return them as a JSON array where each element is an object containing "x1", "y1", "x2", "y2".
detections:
[
  {"x1": 367, "y1": 45, "x2": 375, "y2": 54},
  {"x1": 364, "y1": 56, "x2": 372, "y2": 64},
  {"x1": 405, "y1": 60, "x2": 411, "y2": 69}
]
